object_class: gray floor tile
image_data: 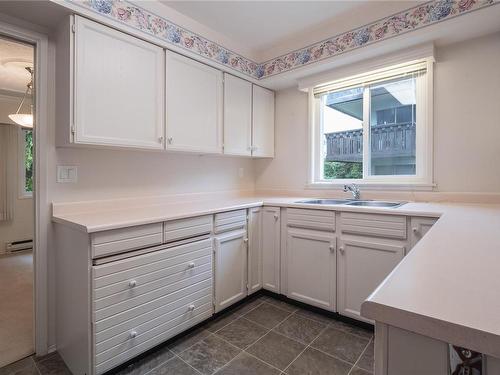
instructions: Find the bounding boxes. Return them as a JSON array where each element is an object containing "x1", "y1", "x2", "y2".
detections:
[
  {"x1": 179, "y1": 334, "x2": 240, "y2": 375},
  {"x1": 356, "y1": 341, "x2": 374, "y2": 372},
  {"x1": 349, "y1": 367, "x2": 372, "y2": 375},
  {"x1": 34, "y1": 353, "x2": 71, "y2": 375},
  {"x1": 329, "y1": 320, "x2": 373, "y2": 340},
  {"x1": 264, "y1": 299, "x2": 299, "y2": 313},
  {"x1": 273, "y1": 314, "x2": 326, "y2": 345},
  {"x1": 246, "y1": 331, "x2": 305, "y2": 371},
  {"x1": 0, "y1": 357, "x2": 39, "y2": 375},
  {"x1": 215, "y1": 318, "x2": 268, "y2": 349},
  {"x1": 168, "y1": 328, "x2": 212, "y2": 354},
  {"x1": 205, "y1": 312, "x2": 240, "y2": 333},
  {"x1": 285, "y1": 347, "x2": 352, "y2": 375},
  {"x1": 243, "y1": 303, "x2": 292, "y2": 329},
  {"x1": 216, "y1": 352, "x2": 280, "y2": 375},
  {"x1": 116, "y1": 346, "x2": 174, "y2": 374},
  {"x1": 231, "y1": 297, "x2": 267, "y2": 316},
  {"x1": 148, "y1": 357, "x2": 198, "y2": 375},
  {"x1": 311, "y1": 327, "x2": 369, "y2": 364},
  {"x1": 294, "y1": 308, "x2": 333, "y2": 325}
]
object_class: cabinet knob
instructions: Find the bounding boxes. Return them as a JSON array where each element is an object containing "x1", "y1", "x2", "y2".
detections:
[
  {"x1": 273, "y1": 214, "x2": 279, "y2": 220},
  {"x1": 188, "y1": 304, "x2": 195, "y2": 312},
  {"x1": 412, "y1": 227, "x2": 419, "y2": 233},
  {"x1": 243, "y1": 238, "x2": 248, "y2": 243},
  {"x1": 129, "y1": 331, "x2": 137, "y2": 339},
  {"x1": 158, "y1": 136, "x2": 164, "y2": 144},
  {"x1": 188, "y1": 262, "x2": 195, "y2": 269},
  {"x1": 339, "y1": 247, "x2": 345, "y2": 254},
  {"x1": 329, "y1": 245, "x2": 335, "y2": 253},
  {"x1": 167, "y1": 137, "x2": 173, "y2": 144},
  {"x1": 128, "y1": 280, "x2": 137, "y2": 288}
]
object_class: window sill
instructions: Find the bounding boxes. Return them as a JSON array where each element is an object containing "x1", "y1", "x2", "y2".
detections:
[{"x1": 306, "y1": 181, "x2": 436, "y2": 191}]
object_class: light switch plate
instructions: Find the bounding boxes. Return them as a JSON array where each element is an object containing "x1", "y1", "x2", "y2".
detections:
[{"x1": 57, "y1": 165, "x2": 78, "y2": 183}]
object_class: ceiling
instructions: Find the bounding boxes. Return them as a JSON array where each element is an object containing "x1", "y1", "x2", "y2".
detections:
[
  {"x1": 161, "y1": 1, "x2": 363, "y2": 55},
  {"x1": 0, "y1": 37, "x2": 34, "y2": 94}
]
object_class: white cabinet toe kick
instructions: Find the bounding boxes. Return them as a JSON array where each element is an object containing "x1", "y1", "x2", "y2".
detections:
[{"x1": 54, "y1": 205, "x2": 437, "y2": 374}]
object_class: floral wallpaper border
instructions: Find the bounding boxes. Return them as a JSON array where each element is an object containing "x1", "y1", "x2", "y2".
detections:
[{"x1": 69, "y1": 0, "x2": 498, "y2": 80}]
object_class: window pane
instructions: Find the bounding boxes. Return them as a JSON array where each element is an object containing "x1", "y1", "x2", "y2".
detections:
[
  {"x1": 24, "y1": 130, "x2": 33, "y2": 193},
  {"x1": 321, "y1": 87, "x2": 363, "y2": 180},
  {"x1": 369, "y1": 76, "x2": 416, "y2": 176}
]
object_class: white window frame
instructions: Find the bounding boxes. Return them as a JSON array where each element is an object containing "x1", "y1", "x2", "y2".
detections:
[
  {"x1": 308, "y1": 58, "x2": 434, "y2": 190},
  {"x1": 18, "y1": 127, "x2": 33, "y2": 199}
]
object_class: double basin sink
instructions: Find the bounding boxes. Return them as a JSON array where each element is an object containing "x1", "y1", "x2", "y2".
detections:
[{"x1": 296, "y1": 199, "x2": 406, "y2": 208}]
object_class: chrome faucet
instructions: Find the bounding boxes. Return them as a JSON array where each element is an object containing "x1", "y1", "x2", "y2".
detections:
[{"x1": 343, "y1": 183, "x2": 361, "y2": 200}]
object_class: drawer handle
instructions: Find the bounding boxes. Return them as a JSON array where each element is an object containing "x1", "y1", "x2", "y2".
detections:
[
  {"x1": 188, "y1": 262, "x2": 195, "y2": 269},
  {"x1": 129, "y1": 331, "x2": 137, "y2": 339},
  {"x1": 329, "y1": 245, "x2": 335, "y2": 253},
  {"x1": 339, "y1": 247, "x2": 345, "y2": 254},
  {"x1": 274, "y1": 214, "x2": 279, "y2": 220},
  {"x1": 188, "y1": 304, "x2": 195, "y2": 312},
  {"x1": 243, "y1": 238, "x2": 248, "y2": 243},
  {"x1": 128, "y1": 280, "x2": 137, "y2": 288}
]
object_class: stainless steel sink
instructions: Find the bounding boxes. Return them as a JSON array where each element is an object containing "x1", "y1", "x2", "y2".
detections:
[
  {"x1": 296, "y1": 199, "x2": 352, "y2": 205},
  {"x1": 345, "y1": 200, "x2": 406, "y2": 208}
]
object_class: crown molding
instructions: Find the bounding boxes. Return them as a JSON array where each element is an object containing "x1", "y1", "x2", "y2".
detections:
[{"x1": 62, "y1": 0, "x2": 499, "y2": 80}]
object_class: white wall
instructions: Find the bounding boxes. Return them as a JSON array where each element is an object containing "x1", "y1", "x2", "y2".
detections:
[
  {"x1": 255, "y1": 32, "x2": 500, "y2": 194},
  {"x1": 0, "y1": 96, "x2": 34, "y2": 252}
]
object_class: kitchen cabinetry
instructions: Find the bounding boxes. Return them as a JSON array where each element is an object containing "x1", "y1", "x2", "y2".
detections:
[
  {"x1": 409, "y1": 216, "x2": 438, "y2": 250},
  {"x1": 60, "y1": 16, "x2": 165, "y2": 149},
  {"x1": 262, "y1": 206, "x2": 281, "y2": 293},
  {"x1": 337, "y1": 238, "x2": 404, "y2": 323},
  {"x1": 166, "y1": 51, "x2": 223, "y2": 154},
  {"x1": 223, "y1": 74, "x2": 252, "y2": 156},
  {"x1": 252, "y1": 85, "x2": 275, "y2": 158},
  {"x1": 248, "y1": 207, "x2": 263, "y2": 294}
]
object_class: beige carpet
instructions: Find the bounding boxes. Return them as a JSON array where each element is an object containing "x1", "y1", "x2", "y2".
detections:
[{"x1": 0, "y1": 251, "x2": 34, "y2": 368}]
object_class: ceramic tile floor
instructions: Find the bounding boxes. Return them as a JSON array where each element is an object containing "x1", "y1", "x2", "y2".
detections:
[{"x1": 0, "y1": 295, "x2": 374, "y2": 375}]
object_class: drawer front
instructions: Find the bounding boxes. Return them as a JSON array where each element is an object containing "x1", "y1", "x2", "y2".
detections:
[
  {"x1": 164, "y1": 215, "x2": 212, "y2": 243},
  {"x1": 91, "y1": 223, "x2": 163, "y2": 259},
  {"x1": 287, "y1": 208, "x2": 335, "y2": 232},
  {"x1": 95, "y1": 305, "x2": 212, "y2": 374},
  {"x1": 96, "y1": 290, "x2": 212, "y2": 353},
  {"x1": 214, "y1": 209, "x2": 247, "y2": 233},
  {"x1": 341, "y1": 212, "x2": 407, "y2": 239}
]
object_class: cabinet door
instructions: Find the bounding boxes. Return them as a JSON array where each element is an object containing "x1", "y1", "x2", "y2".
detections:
[
  {"x1": 73, "y1": 16, "x2": 164, "y2": 149},
  {"x1": 338, "y1": 238, "x2": 404, "y2": 323},
  {"x1": 262, "y1": 207, "x2": 281, "y2": 293},
  {"x1": 166, "y1": 51, "x2": 223, "y2": 154},
  {"x1": 248, "y1": 207, "x2": 262, "y2": 294},
  {"x1": 223, "y1": 74, "x2": 252, "y2": 156},
  {"x1": 252, "y1": 85, "x2": 275, "y2": 158},
  {"x1": 409, "y1": 217, "x2": 438, "y2": 250},
  {"x1": 286, "y1": 228, "x2": 336, "y2": 311},
  {"x1": 214, "y1": 229, "x2": 247, "y2": 312}
]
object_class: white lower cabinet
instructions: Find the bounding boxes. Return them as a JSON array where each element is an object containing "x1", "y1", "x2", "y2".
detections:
[
  {"x1": 337, "y1": 238, "x2": 404, "y2": 323},
  {"x1": 214, "y1": 229, "x2": 248, "y2": 312},
  {"x1": 248, "y1": 207, "x2": 263, "y2": 294},
  {"x1": 409, "y1": 216, "x2": 438, "y2": 250},
  {"x1": 286, "y1": 228, "x2": 336, "y2": 311},
  {"x1": 262, "y1": 207, "x2": 281, "y2": 293}
]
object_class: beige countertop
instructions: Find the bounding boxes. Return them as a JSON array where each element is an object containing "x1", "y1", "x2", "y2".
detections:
[{"x1": 52, "y1": 195, "x2": 500, "y2": 358}]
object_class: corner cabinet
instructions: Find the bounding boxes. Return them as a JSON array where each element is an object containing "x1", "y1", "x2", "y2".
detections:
[
  {"x1": 165, "y1": 51, "x2": 223, "y2": 154},
  {"x1": 248, "y1": 207, "x2": 263, "y2": 294},
  {"x1": 262, "y1": 206, "x2": 281, "y2": 293},
  {"x1": 59, "y1": 16, "x2": 165, "y2": 149},
  {"x1": 252, "y1": 85, "x2": 275, "y2": 158}
]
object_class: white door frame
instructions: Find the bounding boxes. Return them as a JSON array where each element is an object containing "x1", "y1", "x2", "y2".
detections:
[{"x1": 0, "y1": 20, "x2": 50, "y2": 356}]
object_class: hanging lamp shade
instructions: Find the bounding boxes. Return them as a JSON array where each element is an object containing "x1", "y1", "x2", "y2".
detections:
[{"x1": 8, "y1": 67, "x2": 33, "y2": 128}]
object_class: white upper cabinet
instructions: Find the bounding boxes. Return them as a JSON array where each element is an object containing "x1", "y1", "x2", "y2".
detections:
[
  {"x1": 166, "y1": 51, "x2": 223, "y2": 154},
  {"x1": 223, "y1": 74, "x2": 252, "y2": 156},
  {"x1": 72, "y1": 16, "x2": 165, "y2": 149},
  {"x1": 252, "y1": 85, "x2": 275, "y2": 158}
]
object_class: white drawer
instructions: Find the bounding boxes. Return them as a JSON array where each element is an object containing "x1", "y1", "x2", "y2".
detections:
[
  {"x1": 164, "y1": 215, "x2": 212, "y2": 243},
  {"x1": 94, "y1": 239, "x2": 212, "y2": 294},
  {"x1": 287, "y1": 208, "x2": 336, "y2": 232},
  {"x1": 91, "y1": 223, "x2": 163, "y2": 259},
  {"x1": 214, "y1": 209, "x2": 247, "y2": 233},
  {"x1": 96, "y1": 291, "x2": 212, "y2": 353},
  {"x1": 95, "y1": 305, "x2": 212, "y2": 374},
  {"x1": 341, "y1": 212, "x2": 407, "y2": 239}
]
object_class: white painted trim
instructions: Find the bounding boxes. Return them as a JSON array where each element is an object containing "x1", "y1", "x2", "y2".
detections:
[{"x1": 0, "y1": 20, "x2": 50, "y2": 356}]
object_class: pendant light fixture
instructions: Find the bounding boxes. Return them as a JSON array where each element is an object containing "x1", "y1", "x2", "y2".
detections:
[{"x1": 8, "y1": 67, "x2": 33, "y2": 128}]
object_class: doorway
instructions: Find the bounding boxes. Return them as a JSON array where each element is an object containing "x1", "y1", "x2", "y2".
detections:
[{"x1": 0, "y1": 35, "x2": 35, "y2": 367}]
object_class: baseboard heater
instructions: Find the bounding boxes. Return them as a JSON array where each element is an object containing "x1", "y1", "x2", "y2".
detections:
[{"x1": 5, "y1": 239, "x2": 33, "y2": 253}]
